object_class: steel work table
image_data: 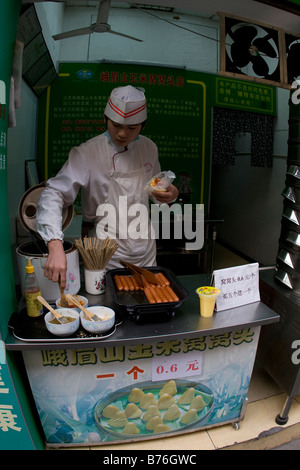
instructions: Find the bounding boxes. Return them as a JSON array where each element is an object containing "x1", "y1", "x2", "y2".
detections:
[
  {"x1": 6, "y1": 274, "x2": 279, "y2": 351},
  {"x1": 5, "y1": 274, "x2": 279, "y2": 447}
]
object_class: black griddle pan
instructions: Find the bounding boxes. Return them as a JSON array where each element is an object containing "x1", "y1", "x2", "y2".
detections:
[{"x1": 106, "y1": 266, "x2": 189, "y2": 321}]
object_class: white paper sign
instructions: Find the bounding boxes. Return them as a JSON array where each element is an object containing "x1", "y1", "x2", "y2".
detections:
[
  {"x1": 213, "y1": 263, "x2": 260, "y2": 311},
  {"x1": 152, "y1": 351, "x2": 203, "y2": 382}
]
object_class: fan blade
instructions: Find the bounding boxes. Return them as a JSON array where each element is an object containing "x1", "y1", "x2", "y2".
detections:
[
  {"x1": 228, "y1": 25, "x2": 257, "y2": 44},
  {"x1": 231, "y1": 43, "x2": 252, "y2": 68},
  {"x1": 97, "y1": 0, "x2": 111, "y2": 24},
  {"x1": 53, "y1": 26, "x2": 92, "y2": 40},
  {"x1": 109, "y1": 29, "x2": 143, "y2": 42},
  {"x1": 287, "y1": 43, "x2": 300, "y2": 81},
  {"x1": 251, "y1": 55, "x2": 269, "y2": 77},
  {"x1": 252, "y1": 36, "x2": 277, "y2": 58}
]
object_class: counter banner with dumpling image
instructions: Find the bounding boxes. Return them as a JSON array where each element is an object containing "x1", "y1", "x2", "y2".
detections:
[{"x1": 22, "y1": 327, "x2": 259, "y2": 446}]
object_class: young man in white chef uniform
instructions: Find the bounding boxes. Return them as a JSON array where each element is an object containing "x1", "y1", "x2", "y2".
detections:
[{"x1": 36, "y1": 85, "x2": 178, "y2": 289}]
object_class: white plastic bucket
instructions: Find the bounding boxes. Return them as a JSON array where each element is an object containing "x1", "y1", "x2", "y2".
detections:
[{"x1": 16, "y1": 241, "x2": 80, "y2": 302}]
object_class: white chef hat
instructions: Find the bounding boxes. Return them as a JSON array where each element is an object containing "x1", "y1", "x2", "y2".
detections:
[{"x1": 104, "y1": 85, "x2": 147, "y2": 125}]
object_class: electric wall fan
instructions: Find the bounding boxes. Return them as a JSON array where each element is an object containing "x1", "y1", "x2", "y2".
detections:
[
  {"x1": 285, "y1": 33, "x2": 300, "y2": 84},
  {"x1": 225, "y1": 17, "x2": 280, "y2": 82}
]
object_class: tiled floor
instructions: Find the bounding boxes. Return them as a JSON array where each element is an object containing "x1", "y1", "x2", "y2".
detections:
[{"x1": 48, "y1": 244, "x2": 300, "y2": 450}]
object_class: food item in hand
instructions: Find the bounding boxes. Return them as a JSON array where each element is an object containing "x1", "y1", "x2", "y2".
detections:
[
  {"x1": 150, "y1": 177, "x2": 167, "y2": 191},
  {"x1": 146, "y1": 171, "x2": 175, "y2": 193}
]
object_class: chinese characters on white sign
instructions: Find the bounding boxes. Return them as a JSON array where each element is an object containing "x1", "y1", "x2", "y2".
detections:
[{"x1": 213, "y1": 263, "x2": 260, "y2": 311}]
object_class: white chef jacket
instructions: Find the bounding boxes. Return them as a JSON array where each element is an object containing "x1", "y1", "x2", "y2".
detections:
[{"x1": 36, "y1": 132, "x2": 161, "y2": 266}]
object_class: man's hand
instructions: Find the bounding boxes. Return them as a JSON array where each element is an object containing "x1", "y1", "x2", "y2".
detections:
[
  {"x1": 152, "y1": 184, "x2": 179, "y2": 204},
  {"x1": 44, "y1": 240, "x2": 67, "y2": 289}
]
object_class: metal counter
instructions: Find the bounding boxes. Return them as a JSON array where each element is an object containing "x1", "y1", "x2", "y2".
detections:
[
  {"x1": 6, "y1": 274, "x2": 279, "y2": 351},
  {"x1": 5, "y1": 273, "x2": 280, "y2": 447}
]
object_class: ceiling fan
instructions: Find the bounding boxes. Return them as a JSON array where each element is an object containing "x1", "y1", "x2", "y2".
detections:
[{"x1": 52, "y1": 0, "x2": 143, "y2": 42}]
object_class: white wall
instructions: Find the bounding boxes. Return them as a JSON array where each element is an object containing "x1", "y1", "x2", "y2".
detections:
[
  {"x1": 58, "y1": 6, "x2": 219, "y2": 72},
  {"x1": 7, "y1": 81, "x2": 38, "y2": 242},
  {"x1": 210, "y1": 155, "x2": 287, "y2": 265},
  {"x1": 7, "y1": 1, "x2": 64, "y2": 283},
  {"x1": 210, "y1": 86, "x2": 290, "y2": 266},
  {"x1": 35, "y1": 1, "x2": 64, "y2": 70}
]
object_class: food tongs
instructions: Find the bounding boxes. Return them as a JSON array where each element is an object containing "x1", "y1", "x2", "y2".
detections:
[{"x1": 119, "y1": 260, "x2": 159, "y2": 287}]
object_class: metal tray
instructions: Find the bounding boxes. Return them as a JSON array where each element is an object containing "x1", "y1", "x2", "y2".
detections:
[
  {"x1": 8, "y1": 308, "x2": 122, "y2": 343},
  {"x1": 106, "y1": 266, "x2": 189, "y2": 321},
  {"x1": 94, "y1": 379, "x2": 214, "y2": 439}
]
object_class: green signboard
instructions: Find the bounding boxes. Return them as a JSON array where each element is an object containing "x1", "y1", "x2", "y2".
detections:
[
  {"x1": 214, "y1": 76, "x2": 276, "y2": 115},
  {"x1": 37, "y1": 63, "x2": 213, "y2": 209},
  {"x1": 0, "y1": 338, "x2": 37, "y2": 450},
  {"x1": 37, "y1": 64, "x2": 276, "y2": 213}
]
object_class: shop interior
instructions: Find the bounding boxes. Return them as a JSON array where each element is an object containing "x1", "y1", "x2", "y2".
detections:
[
  {"x1": 8, "y1": 0, "x2": 297, "y2": 276},
  {"x1": 2, "y1": 0, "x2": 300, "y2": 450}
]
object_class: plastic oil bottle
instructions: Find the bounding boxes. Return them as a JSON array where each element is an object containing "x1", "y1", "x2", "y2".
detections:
[{"x1": 24, "y1": 258, "x2": 43, "y2": 317}]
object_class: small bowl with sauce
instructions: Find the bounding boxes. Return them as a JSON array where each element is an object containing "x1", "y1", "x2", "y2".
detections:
[
  {"x1": 80, "y1": 306, "x2": 115, "y2": 334},
  {"x1": 45, "y1": 308, "x2": 80, "y2": 336},
  {"x1": 55, "y1": 294, "x2": 88, "y2": 312}
]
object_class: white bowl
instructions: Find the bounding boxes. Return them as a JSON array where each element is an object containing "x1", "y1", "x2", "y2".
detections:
[
  {"x1": 80, "y1": 306, "x2": 115, "y2": 334},
  {"x1": 55, "y1": 294, "x2": 88, "y2": 311},
  {"x1": 45, "y1": 308, "x2": 80, "y2": 337}
]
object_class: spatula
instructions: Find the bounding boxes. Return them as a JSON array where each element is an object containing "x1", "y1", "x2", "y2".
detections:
[
  {"x1": 37, "y1": 295, "x2": 73, "y2": 324},
  {"x1": 120, "y1": 260, "x2": 159, "y2": 285},
  {"x1": 58, "y1": 277, "x2": 68, "y2": 307},
  {"x1": 66, "y1": 294, "x2": 101, "y2": 322}
]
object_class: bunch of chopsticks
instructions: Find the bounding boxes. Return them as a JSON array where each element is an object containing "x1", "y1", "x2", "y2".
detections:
[{"x1": 75, "y1": 237, "x2": 118, "y2": 270}]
